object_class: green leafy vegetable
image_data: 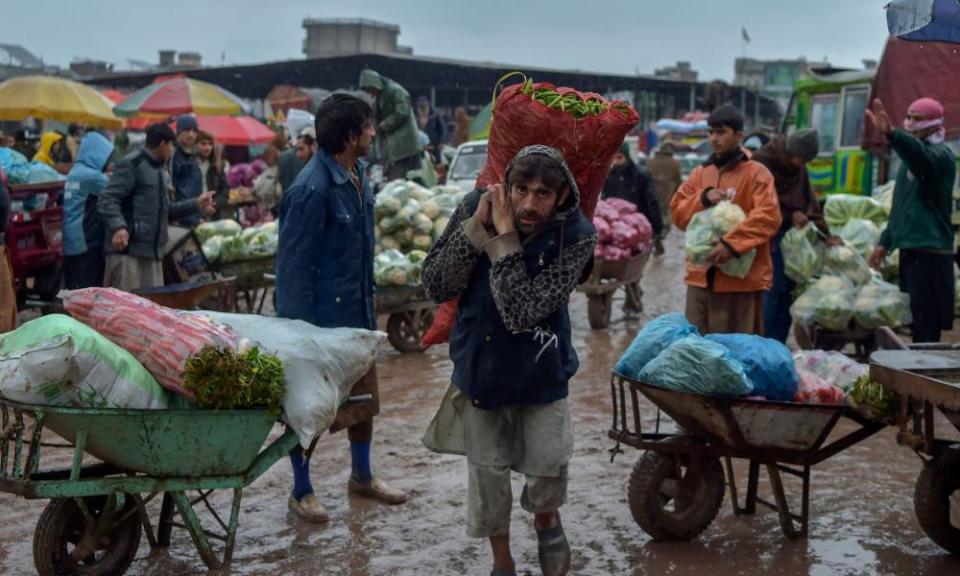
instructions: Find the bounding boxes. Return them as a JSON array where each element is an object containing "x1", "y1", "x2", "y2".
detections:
[{"x1": 182, "y1": 346, "x2": 285, "y2": 413}]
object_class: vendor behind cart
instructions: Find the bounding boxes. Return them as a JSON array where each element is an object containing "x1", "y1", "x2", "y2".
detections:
[
  {"x1": 868, "y1": 97, "x2": 957, "y2": 343},
  {"x1": 421, "y1": 146, "x2": 597, "y2": 576},
  {"x1": 275, "y1": 93, "x2": 408, "y2": 525},
  {"x1": 97, "y1": 123, "x2": 214, "y2": 291}
]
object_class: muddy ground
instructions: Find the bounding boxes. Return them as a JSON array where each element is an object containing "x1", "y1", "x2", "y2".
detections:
[{"x1": 2, "y1": 231, "x2": 960, "y2": 575}]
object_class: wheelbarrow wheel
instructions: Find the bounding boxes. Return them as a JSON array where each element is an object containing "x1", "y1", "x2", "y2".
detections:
[
  {"x1": 587, "y1": 293, "x2": 613, "y2": 329},
  {"x1": 628, "y1": 441, "x2": 725, "y2": 541},
  {"x1": 34, "y1": 495, "x2": 143, "y2": 576},
  {"x1": 914, "y1": 456, "x2": 960, "y2": 555},
  {"x1": 387, "y1": 310, "x2": 434, "y2": 353}
]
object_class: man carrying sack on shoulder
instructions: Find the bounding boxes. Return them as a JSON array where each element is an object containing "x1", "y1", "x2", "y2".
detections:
[{"x1": 422, "y1": 146, "x2": 597, "y2": 576}]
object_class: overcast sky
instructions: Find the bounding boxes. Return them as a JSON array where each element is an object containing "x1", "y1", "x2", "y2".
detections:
[{"x1": 9, "y1": 0, "x2": 891, "y2": 81}]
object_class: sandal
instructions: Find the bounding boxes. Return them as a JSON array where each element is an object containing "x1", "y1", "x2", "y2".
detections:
[{"x1": 536, "y1": 513, "x2": 571, "y2": 576}]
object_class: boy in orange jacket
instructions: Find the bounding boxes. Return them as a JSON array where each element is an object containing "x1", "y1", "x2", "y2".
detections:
[{"x1": 669, "y1": 105, "x2": 781, "y2": 334}]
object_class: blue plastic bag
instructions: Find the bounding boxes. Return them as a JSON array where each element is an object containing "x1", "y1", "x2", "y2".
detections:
[
  {"x1": 704, "y1": 334, "x2": 798, "y2": 401},
  {"x1": 27, "y1": 161, "x2": 64, "y2": 184},
  {"x1": 0, "y1": 148, "x2": 30, "y2": 184},
  {"x1": 615, "y1": 313, "x2": 698, "y2": 378},
  {"x1": 637, "y1": 335, "x2": 753, "y2": 397}
]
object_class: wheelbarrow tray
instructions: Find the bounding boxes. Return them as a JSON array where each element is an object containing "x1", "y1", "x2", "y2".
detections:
[
  {"x1": 33, "y1": 404, "x2": 277, "y2": 478},
  {"x1": 213, "y1": 256, "x2": 275, "y2": 292},
  {"x1": 375, "y1": 284, "x2": 426, "y2": 312},
  {"x1": 870, "y1": 350, "x2": 960, "y2": 413},
  {"x1": 625, "y1": 376, "x2": 857, "y2": 455}
]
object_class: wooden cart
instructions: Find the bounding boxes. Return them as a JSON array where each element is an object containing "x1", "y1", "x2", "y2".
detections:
[{"x1": 578, "y1": 252, "x2": 650, "y2": 329}]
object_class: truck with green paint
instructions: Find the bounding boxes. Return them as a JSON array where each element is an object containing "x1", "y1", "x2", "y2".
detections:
[{"x1": 781, "y1": 69, "x2": 877, "y2": 198}]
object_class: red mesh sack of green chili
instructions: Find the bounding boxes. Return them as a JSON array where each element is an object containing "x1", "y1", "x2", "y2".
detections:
[
  {"x1": 422, "y1": 77, "x2": 638, "y2": 350},
  {"x1": 476, "y1": 76, "x2": 639, "y2": 219}
]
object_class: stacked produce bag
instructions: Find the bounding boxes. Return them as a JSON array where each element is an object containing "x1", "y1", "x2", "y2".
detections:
[
  {"x1": 614, "y1": 313, "x2": 899, "y2": 408},
  {"x1": 198, "y1": 219, "x2": 278, "y2": 264},
  {"x1": 784, "y1": 190, "x2": 911, "y2": 333},
  {"x1": 592, "y1": 198, "x2": 653, "y2": 260},
  {"x1": 373, "y1": 180, "x2": 464, "y2": 286},
  {"x1": 0, "y1": 288, "x2": 385, "y2": 446}
]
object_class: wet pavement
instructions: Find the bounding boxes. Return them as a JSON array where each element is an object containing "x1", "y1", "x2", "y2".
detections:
[{"x1": 2, "y1": 231, "x2": 960, "y2": 575}]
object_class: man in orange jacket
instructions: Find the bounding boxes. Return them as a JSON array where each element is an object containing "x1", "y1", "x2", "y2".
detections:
[{"x1": 670, "y1": 105, "x2": 781, "y2": 335}]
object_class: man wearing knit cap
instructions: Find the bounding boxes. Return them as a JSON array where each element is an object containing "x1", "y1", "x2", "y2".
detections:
[
  {"x1": 752, "y1": 128, "x2": 835, "y2": 342},
  {"x1": 868, "y1": 98, "x2": 957, "y2": 343},
  {"x1": 171, "y1": 114, "x2": 204, "y2": 228}
]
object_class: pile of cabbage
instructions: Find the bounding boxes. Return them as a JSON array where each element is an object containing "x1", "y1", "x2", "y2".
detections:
[
  {"x1": 197, "y1": 220, "x2": 278, "y2": 264},
  {"x1": 592, "y1": 198, "x2": 654, "y2": 261},
  {"x1": 685, "y1": 201, "x2": 756, "y2": 278},
  {"x1": 373, "y1": 180, "x2": 464, "y2": 286}
]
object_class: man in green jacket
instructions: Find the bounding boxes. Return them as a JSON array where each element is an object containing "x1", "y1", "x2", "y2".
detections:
[
  {"x1": 868, "y1": 98, "x2": 957, "y2": 342},
  {"x1": 359, "y1": 69, "x2": 422, "y2": 181}
]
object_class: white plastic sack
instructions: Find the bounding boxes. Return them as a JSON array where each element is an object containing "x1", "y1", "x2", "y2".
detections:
[
  {"x1": 0, "y1": 315, "x2": 169, "y2": 409},
  {"x1": 202, "y1": 312, "x2": 386, "y2": 448}
]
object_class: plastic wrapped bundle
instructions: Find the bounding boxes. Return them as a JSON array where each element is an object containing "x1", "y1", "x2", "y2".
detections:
[
  {"x1": 824, "y1": 243, "x2": 872, "y2": 285},
  {"x1": 684, "y1": 202, "x2": 757, "y2": 279},
  {"x1": 823, "y1": 194, "x2": 887, "y2": 229},
  {"x1": 790, "y1": 275, "x2": 856, "y2": 329},
  {"x1": 793, "y1": 350, "x2": 866, "y2": 393},
  {"x1": 780, "y1": 225, "x2": 821, "y2": 284},
  {"x1": 837, "y1": 219, "x2": 881, "y2": 259},
  {"x1": 852, "y1": 279, "x2": 912, "y2": 329},
  {"x1": 638, "y1": 335, "x2": 753, "y2": 398}
]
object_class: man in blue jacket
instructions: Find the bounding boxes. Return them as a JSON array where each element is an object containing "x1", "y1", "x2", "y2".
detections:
[
  {"x1": 276, "y1": 94, "x2": 408, "y2": 524},
  {"x1": 170, "y1": 115, "x2": 203, "y2": 228},
  {"x1": 422, "y1": 146, "x2": 598, "y2": 576},
  {"x1": 63, "y1": 131, "x2": 114, "y2": 289}
]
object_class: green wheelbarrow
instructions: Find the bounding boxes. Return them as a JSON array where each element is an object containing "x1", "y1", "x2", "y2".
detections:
[{"x1": 0, "y1": 398, "x2": 299, "y2": 575}]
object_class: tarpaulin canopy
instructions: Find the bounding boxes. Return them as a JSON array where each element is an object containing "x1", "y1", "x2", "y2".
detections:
[
  {"x1": 0, "y1": 75, "x2": 122, "y2": 129},
  {"x1": 195, "y1": 116, "x2": 276, "y2": 146},
  {"x1": 113, "y1": 77, "x2": 249, "y2": 118},
  {"x1": 863, "y1": 37, "x2": 960, "y2": 153},
  {"x1": 887, "y1": 0, "x2": 960, "y2": 44},
  {"x1": 100, "y1": 89, "x2": 152, "y2": 131}
]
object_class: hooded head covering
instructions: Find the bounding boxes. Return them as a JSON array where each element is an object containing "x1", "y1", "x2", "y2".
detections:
[
  {"x1": 73, "y1": 131, "x2": 114, "y2": 173},
  {"x1": 359, "y1": 69, "x2": 385, "y2": 92},
  {"x1": 33, "y1": 132, "x2": 63, "y2": 167},
  {"x1": 905, "y1": 97, "x2": 946, "y2": 143},
  {"x1": 503, "y1": 145, "x2": 581, "y2": 222}
]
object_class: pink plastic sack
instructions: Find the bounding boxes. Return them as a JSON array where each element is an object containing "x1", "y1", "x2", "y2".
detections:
[
  {"x1": 793, "y1": 369, "x2": 846, "y2": 405},
  {"x1": 60, "y1": 288, "x2": 239, "y2": 399}
]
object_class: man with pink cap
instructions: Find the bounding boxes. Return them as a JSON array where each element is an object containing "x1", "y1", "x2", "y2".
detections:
[{"x1": 868, "y1": 97, "x2": 957, "y2": 342}]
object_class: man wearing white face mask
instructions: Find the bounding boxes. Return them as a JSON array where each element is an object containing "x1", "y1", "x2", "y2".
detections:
[{"x1": 868, "y1": 97, "x2": 957, "y2": 343}]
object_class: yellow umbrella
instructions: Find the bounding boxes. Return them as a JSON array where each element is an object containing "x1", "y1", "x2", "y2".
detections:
[{"x1": 0, "y1": 75, "x2": 122, "y2": 129}]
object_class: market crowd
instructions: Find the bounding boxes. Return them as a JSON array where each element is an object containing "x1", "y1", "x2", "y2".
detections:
[{"x1": 0, "y1": 66, "x2": 956, "y2": 576}]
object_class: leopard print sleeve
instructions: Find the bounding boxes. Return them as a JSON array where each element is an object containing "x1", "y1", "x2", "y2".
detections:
[
  {"x1": 422, "y1": 202, "x2": 483, "y2": 303},
  {"x1": 488, "y1": 234, "x2": 598, "y2": 333}
]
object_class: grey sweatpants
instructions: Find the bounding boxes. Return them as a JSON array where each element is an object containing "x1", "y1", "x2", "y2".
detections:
[{"x1": 460, "y1": 397, "x2": 573, "y2": 538}]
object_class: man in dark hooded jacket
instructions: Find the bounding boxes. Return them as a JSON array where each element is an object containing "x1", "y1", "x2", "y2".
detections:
[{"x1": 422, "y1": 146, "x2": 597, "y2": 576}]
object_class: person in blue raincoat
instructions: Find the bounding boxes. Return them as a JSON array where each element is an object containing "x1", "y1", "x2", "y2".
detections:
[
  {"x1": 275, "y1": 93, "x2": 409, "y2": 524},
  {"x1": 62, "y1": 131, "x2": 114, "y2": 289}
]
